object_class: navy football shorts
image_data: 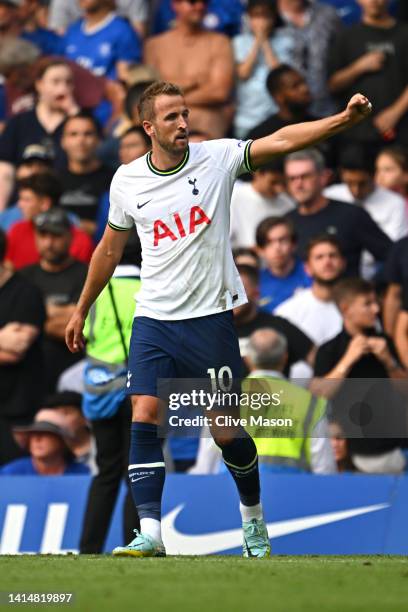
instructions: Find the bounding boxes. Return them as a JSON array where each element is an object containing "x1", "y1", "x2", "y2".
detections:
[{"x1": 126, "y1": 311, "x2": 242, "y2": 397}]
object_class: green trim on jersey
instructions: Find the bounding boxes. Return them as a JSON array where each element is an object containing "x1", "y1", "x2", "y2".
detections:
[
  {"x1": 244, "y1": 140, "x2": 254, "y2": 173},
  {"x1": 147, "y1": 148, "x2": 190, "y2": 176},
  {"x1": 108, "y1": 220, "x2": 132, "y2": 232}
]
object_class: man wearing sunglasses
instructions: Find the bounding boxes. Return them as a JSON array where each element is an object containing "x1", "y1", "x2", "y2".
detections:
[
  {"x1": 66, "y1": 80, "x2": 372, "y2": 559},
  {"x1": 145, "y1": 0, "x2": 234, "y2": 139}
]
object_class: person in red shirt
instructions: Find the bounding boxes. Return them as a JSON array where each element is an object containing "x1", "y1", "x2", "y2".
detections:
[{"x1": 5, "y1": 173, "x2": 94, "y2": 269}]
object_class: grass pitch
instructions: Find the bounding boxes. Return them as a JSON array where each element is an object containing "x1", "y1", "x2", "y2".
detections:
[{"x1": 1, "y1": 555, "x2": 408, "y2": 612}]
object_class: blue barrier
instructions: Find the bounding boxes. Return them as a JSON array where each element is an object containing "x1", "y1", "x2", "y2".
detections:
[{"x1": 0, "y1": 474, "x2": 407, "y2": 555}]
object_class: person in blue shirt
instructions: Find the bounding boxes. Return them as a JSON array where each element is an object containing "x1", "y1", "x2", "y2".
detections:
[
  {"x1": 153, "y1": 0, "x2": 244, "y2": 37},
  {"x1": 256, "y1": 216, "x2": 311, "y2": 312},
  {"x1": 0, "y1": 416, "x2": 90, "y2": 476},
  {"x1": 64, "y1": 0, "x2": 142, "y2": 82},
  {"x1": 233, "y1": 0, "x2": 296, "y2": 138}
]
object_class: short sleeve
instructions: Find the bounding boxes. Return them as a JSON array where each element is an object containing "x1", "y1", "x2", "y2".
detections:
[
  {"x1": 232, "y1": 35, "x2": 249, "y2": 63},
  {"x1": 204, "y1": 138, "x2": 254, "y2": 179},
  {"x1": 108, "y1": 169, "x2": 134, "y2": 231},
  {"x1": 272, "y1": 316, "x2": 313, "y2": 365},
  {"x1": 314, "y1": 344, "x2": 337, "y2": 377}
]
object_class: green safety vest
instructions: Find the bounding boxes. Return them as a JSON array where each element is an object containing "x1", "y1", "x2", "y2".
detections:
[
  {"x1": 84, "y1": 275, "x2": 141, "y2": 366},
  {"x1": 241, "y1": 374, "x2": 327, "y2": 471}
]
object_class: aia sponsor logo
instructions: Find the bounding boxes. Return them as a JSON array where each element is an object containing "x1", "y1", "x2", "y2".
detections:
[{"x1": 153, "y1": 205, "x2": 211, "y2": 246}]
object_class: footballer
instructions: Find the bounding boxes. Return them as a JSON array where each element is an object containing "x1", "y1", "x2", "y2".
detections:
[{"x1": 66, "y1": 81, "x2": 372, "y2": 558}]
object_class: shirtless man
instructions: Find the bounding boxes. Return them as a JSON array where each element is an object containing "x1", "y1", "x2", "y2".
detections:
[{"x1": 144, "y1": 0, "x2": 234, "y2": 139}]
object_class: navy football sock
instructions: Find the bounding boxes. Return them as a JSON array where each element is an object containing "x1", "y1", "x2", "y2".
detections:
[
  {"x1": 128, "y1": 423, "x2": 165, "y2": 525},
  {"x1": 218, "y1": 432, "x2": 260, "y2": 507}
]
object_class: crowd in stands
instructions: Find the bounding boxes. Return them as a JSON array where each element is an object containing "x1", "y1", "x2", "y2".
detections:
[{"x1": 2, "y1": 0, "x2": 408, "y2": 498}]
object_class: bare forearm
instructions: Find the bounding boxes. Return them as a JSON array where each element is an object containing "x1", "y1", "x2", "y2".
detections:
[
  {"x1": 261, "y1": 40, "x2": 280, "y2": 69},
  {"x1": 46, "y1": 306, "x2": 76, "y2": 340},
  {"x1": 389, "y1": 86, "x2": 408, "y2": 120},
  {"x1": 329, "y1": 61, "x2": 363, "y2": 94},
  {"x1": 395, "y1": 312, "x2": 408, "y2": 369},
  {"x1": 185, "y1": 81, "x2": 232, "y2": 106},
  {"x1": 384, "y1": 284, "x2": 402, "y2": 335},
  {"x1": 76, "y1": 242, "x2": 120, "y2": 317},
  {"x1": 237, "y1": 40, "x2": 261, "y2": 80},
  {"x1": 250, "y1": 109, "x2": 355, "y2": 168}
]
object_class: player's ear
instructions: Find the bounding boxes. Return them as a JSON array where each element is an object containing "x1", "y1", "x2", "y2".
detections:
[{"x1": 142, "y1": 121, "x2": 154, "y2": 138}]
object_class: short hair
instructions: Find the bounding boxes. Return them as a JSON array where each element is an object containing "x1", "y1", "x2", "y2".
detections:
[
  {"x1": 236, "y1": 263, "x2": 259, "y2": 287},
  {"x1": 120, "y1": 125, "x2": 151, "y2": 148},
  {"x1": 43, "y1": 392, "x2": 82, "y2": 410},
  {"x1": 332, "y1": 278, "x2": 374, "y2": 308},
  {"x1": 137, "y1": 81, "x2": 184, "y2": 122},
  {"x1": 247, "y1": 329, "x2": 288, "y2": 370},
  {"x1": 256, "y1": 216, "x2": 296, "y2": 248},
  {"x1": 305, "y1": 234, "x2": 343, "y2": 260},
  {"x1": 0, "y1": 228, "x2": 6, "y2": 262},
  {"x1": 339, "y1": 144, "x2": 375, "y2": 175},
  {"x1": 256, "y1": 158, "x2": 284, "y2": 174},
  {"x1": 0, "y1": 37, "x2": 40, "y2": 74},
  {"x1": 266, "y1": 64, "x2": 298, "y2": 96},
  {"x1": 18, "y1": 173, "x2": 62, "y2": 207},
  {"x1": 233, "y1": 247, "x2": 260, "y2": 269},
  {"x1": 125, "y1": 80, "x2": 155, "y2": 120},
  {"x1": 285, "y1": 148, "x2": 326, "y2": 173},
  {"x1": 62, "y1": 111, "x2": 102, "y2": 138}
]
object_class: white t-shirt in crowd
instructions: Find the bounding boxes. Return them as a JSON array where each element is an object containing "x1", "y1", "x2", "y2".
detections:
[
  {"x1": 323, "y1": 183, "x2": 408, "y2": 278},
  {"x1": 109, "y1": 140, "x2": 253, "y2": 320},
  {"x1": 230, "y1": 180, "x2": 295, "y2": 249},
  {"x1": 275, "y1": 287, "x2": 342, "y2": 347}
]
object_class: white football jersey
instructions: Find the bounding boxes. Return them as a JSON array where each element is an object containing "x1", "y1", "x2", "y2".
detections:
[{"x1": 108, "y1": 139, "x2": 253, "y2": 320}]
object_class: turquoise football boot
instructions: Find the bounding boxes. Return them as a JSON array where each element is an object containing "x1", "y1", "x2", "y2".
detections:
[
  {"x1": 112, "y1": 530, "x2": 166, "y2": 558},
  {"x1": 242, "y1": 518, "x2": 271, "y2": 558}
]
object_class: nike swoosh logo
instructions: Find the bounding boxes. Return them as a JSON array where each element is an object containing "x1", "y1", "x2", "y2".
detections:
[
  {"x1": 131, "y1": 475, "x2": 150, "y2": 483},
  {"x1": 162, "y1": 503, "x2": 389, "y2": 555},
  {"x1": 137, "y1": 200, "x2": 152, "y2": 210}
]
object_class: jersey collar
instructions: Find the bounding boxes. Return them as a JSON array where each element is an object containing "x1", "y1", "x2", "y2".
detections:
[{"x1": 147, "y1": 148, "x2": 189, "y2": 176}]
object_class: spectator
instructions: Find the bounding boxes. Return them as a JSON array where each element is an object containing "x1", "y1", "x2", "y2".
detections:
[
  {"x1": 324, "y1": 145, "x2": 408, "y2": 278},
  {"x1": 42, "y1": 391, "x2": 94, "y2": 470},
  {"x1": 328, "y1": 0, "x2": 408, "y2": 152},
  {"x1": 63, "y1": 0, "x2": 142, "y2": 82},
  {"x1": 79, "y1": 231, "x2": 141, "y2": 553},
  {"x1": 5, "y1": 175, "x2": 94, "y2": 269},
  {"x1": 246, "y1": 64, "x2": 312, "y2": 141},
  {"x1": 329, "y1": 421, "x2": 355, "y2": 472},
  {"x1": 395, "y1": 285, "x2": 408, "y2": 369},
  {"x1": 0, "y1": 58, "x2": 80, "y2": 167},
  {"x1": 0, "y1": 228, "x2": 46, "y2": 466},
  {"x1": 383, "y1": 236, "x2": 408, "y2": 335},
  {"x1": 145, "y1": 0, "x2": 234, "y2": 138},
  {"x1": 256, "y1": 216, "x2": 311, "y2": 312},
  {"x1": 19, "y1": 0, "x2": 64, "y2": 55},
  {"x1": 59, "y1": 112, "x2": 114, "y2": 237},
  {"x1": 0, "y1": 0, "x2": 24, "y2": 37},
  {"x1": 0, "y1": 145, "x2": 54, "y2": 232},
  {"x1": 233, "y1": 0, "x2": 295, "y2": 138},
  {"x1": 313, "y1": 277, "x2": 407, "y2": 474},
  {"x1": 278, "y1": 0, "x2": 341, "y2": 117},
  {"x1": 152, "y1": 0, "x2": 244, "y2": 37},
  {"x1": 233, "y1": 263, "x2": 315, "y2": 377},
  {"x1": 285, "y1": 148, "x2": 392, "y2": 276},
  {"x1": 243, "y1": 328, "x2": 336, "y2": 473},
  {"x1": 375, "y1": 145, "x2": 408, "y2": 205},
  {"x1": 119, "y1": 125, "x2": 151, "y2": 166},
  {"x1": 230, "y1": 160, "x2": 294, "y2": 249},
  {"x1": 0, "y1": 410, "x2": 90, "y2": 475},
  {"x1": 276, "y1": 235, "x2": 344, "y2": 346},
  {"x1": 49, "y1": 0, "x2": 148, "y2": 38},
  {"x1": 20, "y1": 208, "x2": 88, "y2": 393}
]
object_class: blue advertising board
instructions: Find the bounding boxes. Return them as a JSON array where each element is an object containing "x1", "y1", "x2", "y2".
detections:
[{"x1": 0, "y1": 474, "x2": 407, "y2": 555}]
